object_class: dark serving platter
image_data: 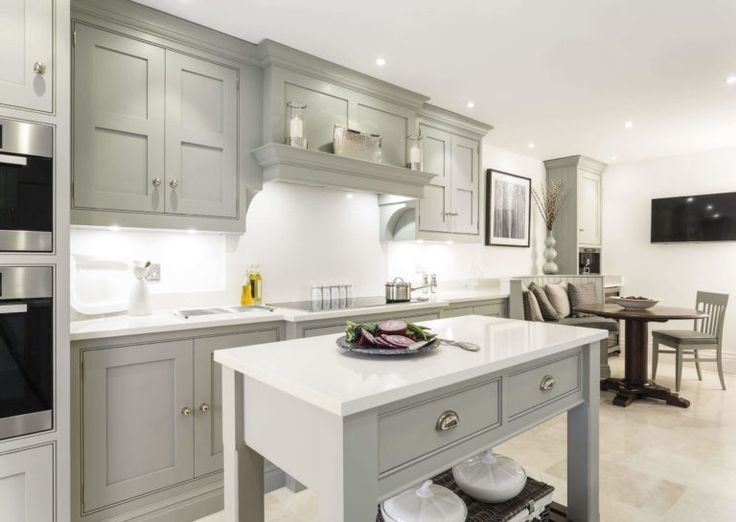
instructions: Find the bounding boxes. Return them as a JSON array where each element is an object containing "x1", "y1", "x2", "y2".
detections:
[{"x1": 336, "y1": 335, "x2": 440, "y2": 356}]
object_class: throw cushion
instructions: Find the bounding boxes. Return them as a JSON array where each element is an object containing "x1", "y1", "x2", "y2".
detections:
[
  {"x1": 568, "y1": 282, "x2": 597, "y2": 318},
  {"x1": 545, "y1": 283, "x2": 571, "y2": 319},
  {"x1": 523, "y1": 290, "x2": 544, "y2": 322},
  {"x1": 528, "y1": 282, "x2": 560, "y2": 321}
]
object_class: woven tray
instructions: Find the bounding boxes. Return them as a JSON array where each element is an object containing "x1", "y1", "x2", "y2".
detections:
[{"x1": 376, "y1": 469, "x2": 554, "y2": 522}]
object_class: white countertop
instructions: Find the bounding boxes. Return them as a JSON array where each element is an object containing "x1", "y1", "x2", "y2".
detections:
[
  {"x1": 70, "y1": 287, "x2": 509, "y2": 341},
  {"x1": 214, "y1": 315, "x2": 606, "y2": 417},
  {"x1": 70, "y1": 309, "x2": 286, "y2": 341}
]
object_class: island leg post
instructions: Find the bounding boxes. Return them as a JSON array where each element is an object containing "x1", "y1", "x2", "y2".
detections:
[
  {"x1": 567, "y1": 341, "x2": 600, "y2": 522},
  {"x1": 222, "y1": 367, "x2": 264, "y2": 522}
]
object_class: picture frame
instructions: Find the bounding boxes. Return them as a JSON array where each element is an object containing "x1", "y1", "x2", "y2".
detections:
[{"x1": 485, "y1": 169, "x2": 531, "y2": 247}]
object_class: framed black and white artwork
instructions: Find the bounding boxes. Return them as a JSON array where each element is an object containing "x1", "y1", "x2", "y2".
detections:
[{"x1": 485, "y1": 169, "x2": 531, "y2": 247}]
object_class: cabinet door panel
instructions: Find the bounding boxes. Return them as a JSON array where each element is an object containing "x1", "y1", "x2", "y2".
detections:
[
  {"x1": 0, "y1": 0, "x2": 52, "y2": 112},
  {"x1": 73, "y1": 24, "x2": 165, "y2": 212},
  {"x1": 82, "y1": 340, "x2": 193, "y2": 511},
  {"x1": 451, "y1": 135, "x2": 479, "y2": 234},
  {"x1": 418, "y1": 125, "x2": 451, "y2": 232},
  {"x1": 578, "y1": 172, "x2": 601, "y2": 246},
  {"x1": 165, "y1": 52, "x2": 238, "y2": 217},
  {"x1": 193, "y1": 329, "x2": 280, "y2": 476},
  {"x1": 0, "y1": 445, "x2": 54, "y2": 522}
]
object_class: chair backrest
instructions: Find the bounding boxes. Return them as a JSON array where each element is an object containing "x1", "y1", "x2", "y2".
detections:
[
  {"x1": 509, "y1": 275, "x2": 605, "y2": 320},
  {"x1": 695, "y1": 291, "x2": 729, "y2": 341}
]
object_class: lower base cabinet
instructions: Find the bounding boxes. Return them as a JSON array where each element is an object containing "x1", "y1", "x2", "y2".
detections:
[
  {"x1": 73, "y1": 324, "x2": 283, "y2": 521},
  {"x1": 439, "y1": 299, "x2": 508, "y2": 319},
  {"x1": 0, "y1": 444, "x2": 54, "y2": 522}
]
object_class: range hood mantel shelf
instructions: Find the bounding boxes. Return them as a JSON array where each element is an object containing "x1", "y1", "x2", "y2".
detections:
[{"x1": 252, "y1": 143, "x2": 437, "y2": 198}]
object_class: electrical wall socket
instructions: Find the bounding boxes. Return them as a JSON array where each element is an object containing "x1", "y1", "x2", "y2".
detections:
[{"x1": 146, "y1": 263, "x2": 161, "y2": 282}]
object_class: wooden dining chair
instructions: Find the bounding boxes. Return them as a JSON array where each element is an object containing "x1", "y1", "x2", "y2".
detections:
[{"x1": 652, "y1": 291, "x2": 729, "y2": 391}]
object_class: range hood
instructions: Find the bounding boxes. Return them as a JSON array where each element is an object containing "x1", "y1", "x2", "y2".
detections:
[{"x1": 252, "y1": 143, "x2": 436, "y2": 199}]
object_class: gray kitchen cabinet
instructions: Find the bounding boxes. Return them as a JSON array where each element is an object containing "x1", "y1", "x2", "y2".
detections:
[
  {"x1": 193, "y1": 329, "x2": 280, "y2": 477},
  {"x1": 418, "y1": 124, "x2": 452, "y2": 233},
  {"x1": 292, "y1": 309, "x2": 444, "y2": 339},
  {"x1": 72, "y1": 321, "x2": 286, "y2": 522},
  {"x1": 545, "y1": 156, "x2": 607, "y2": 273},
  {"x1": 451, "y1": 134, "x2": 480, "y2": 234},
  {"x1": 578, "y1": 170, "x2": 602, "y2": 246},
  {"x1": 82, "y1": 340, "x2": 194, "y2": 511},
  {"x1": 71, "y1": 0, "x2": 261, "y2": 233},
  {"x1": 165, "y1": 51, "x2": 238, "y2": 218},
  {"x1": 73, "y1": 23, "x2": 166, "y2": 213},
  {"x1": 439, "y1": 299, "x2": 508, "y2": 319},
  {"x1": 0, "y1": 0, "x2": 53, "y2": 112},
  {"x1": 0, "y1": 444, "x2": 54, "y2": 522}
]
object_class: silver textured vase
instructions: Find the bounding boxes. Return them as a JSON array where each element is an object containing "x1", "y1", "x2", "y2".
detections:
[{"x1": 542, "y1": 230, "x2": 559, "y2": 275}]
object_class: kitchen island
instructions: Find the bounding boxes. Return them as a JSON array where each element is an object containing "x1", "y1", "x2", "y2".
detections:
[{"x1": 214, "y1": 315, "x2": 605, "y2": 522}]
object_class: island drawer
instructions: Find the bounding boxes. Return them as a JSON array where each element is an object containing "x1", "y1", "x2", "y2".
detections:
[
  {"x1": 377, "y1": 379, "x2": 500, "y2": 474},
  {"x1": 507, "y1": 352, "x2": 581, "y2": 419}
]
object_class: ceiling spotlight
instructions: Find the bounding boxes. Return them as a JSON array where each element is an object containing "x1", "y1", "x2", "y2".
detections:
[
  {"x1": 686, "y1": 197, "x2": 694, "y2": 203},
  {"x1": 375, "y1": 58, "x2": 386, "y2": 66},
  {"x1": 528, "y1": 142, "x2": 535, "y2": 149},
  {"x1": 466, "y1": 101, "x2": 476, "y2": 109},
  {"x1": 714, "y1": 213, "x2": 721, "y2": 218},
  {"x1": 345, "y1": 193, "x2": 354, "y2": 199},
  {"x1": 706, "y1": 204, "x2": 714, "y2": 210},
  {"x1": 726, "y1": 76, "x2": 736, "y2": 85},
  {"x1": 611, "y1": 156, "x2": 617, "y2": 161},
  {"x1": 624, "y1": 120, "x2": 634, "y2": 129},
  {"x1": 109, "y1": 225, "x2": 121, "y2": 232}
]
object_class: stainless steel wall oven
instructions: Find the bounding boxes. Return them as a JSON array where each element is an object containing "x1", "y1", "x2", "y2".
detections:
[
  {"x1": 0, "y1": 118, "x2": 53, "y2": 252},
  {"x1": 0, "y1": 266, "x2": 53, "y2": 440}
]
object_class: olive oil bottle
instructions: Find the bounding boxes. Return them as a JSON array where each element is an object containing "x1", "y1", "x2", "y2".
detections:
[
  {"x1": 254, "y1": 265, "x2": 263, "y2": 304},
  {"x1": 240, "y1": 268, "x2": 254, "y2": 306}
]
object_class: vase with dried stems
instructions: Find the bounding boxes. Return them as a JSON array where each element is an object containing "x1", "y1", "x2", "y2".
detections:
[{"x1": 532, "y1": 181, "x2": 567, "y2": 274}]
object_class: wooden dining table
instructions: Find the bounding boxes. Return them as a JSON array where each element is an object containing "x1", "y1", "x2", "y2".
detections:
[{"x1": 574, "y1": 304, "x2": 707, "y2": 408}]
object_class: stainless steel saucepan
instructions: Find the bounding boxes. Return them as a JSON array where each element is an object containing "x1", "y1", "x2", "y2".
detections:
[{"x1": 384, "y1": 275, "x2": 437, "y2": 303}]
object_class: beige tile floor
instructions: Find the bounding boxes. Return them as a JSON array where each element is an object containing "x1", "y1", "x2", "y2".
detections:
[{"x1": 198, "y1": 354, "x2": 736, "y2": 522}]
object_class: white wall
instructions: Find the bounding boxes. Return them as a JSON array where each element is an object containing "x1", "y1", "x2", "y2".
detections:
[
  {"x1": 602, "y1": 146, "x2": 736, "y2": 354},
  {"x1": 70, "y1": 142, "x2": 545, "y2": 313}
]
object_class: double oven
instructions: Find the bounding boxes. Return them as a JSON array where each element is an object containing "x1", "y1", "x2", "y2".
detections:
[{"x1": 0, "y1": 119, "x2": 54, "y2": 440}]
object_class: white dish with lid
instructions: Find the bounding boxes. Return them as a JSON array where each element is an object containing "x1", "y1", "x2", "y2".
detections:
[
  {"x1": 452, "y1": 449, "x2": 527, "y2": 503},
  {"x1": 380, "y1": 480, "x2": 467, "y2": 522}
]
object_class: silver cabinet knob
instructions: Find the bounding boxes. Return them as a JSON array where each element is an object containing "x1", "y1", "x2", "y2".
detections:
[
  {"x1": 436, "y1": 410, "x2": 460, "y2": 431},
  {"x1": 199, "y1": 403, "x2": 210, "y2": 413},
  {"x1": 540, "y1": 375, "x2": 556, "y2": 391},
  {"x1": 169, "y1": 179, "x2": 178, "y2": 189},
  {"x1": 152, "y1": 177, "x2": 162, "y2": 187},
  {"x1": 33, "y1": 62, "x2": 47, "y2": 75},
  {"x1": 181, "y1": 406, "x2": 192, "y2": 416}
]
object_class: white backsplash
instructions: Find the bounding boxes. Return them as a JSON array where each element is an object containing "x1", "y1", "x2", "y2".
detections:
[{"x1": 70, "y1": 143, "x2": 546, "y2": 314}]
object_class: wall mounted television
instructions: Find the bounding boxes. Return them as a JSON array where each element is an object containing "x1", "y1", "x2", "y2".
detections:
[{"x1": 651, "y1": 192, "x2": 736, "y2": 242}]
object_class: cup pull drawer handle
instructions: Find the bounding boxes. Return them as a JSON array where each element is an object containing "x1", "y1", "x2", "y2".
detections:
[
  {"x1": 540, "y1": 375, "x2": 555, "y2": 391},
  {"x1": 436, "y1": 410, "x2": 460, "y2": 431}
]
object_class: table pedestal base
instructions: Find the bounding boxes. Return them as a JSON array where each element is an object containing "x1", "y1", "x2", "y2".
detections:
[{"x1": 601, "y1": 378, "x2": 690, "y2": 408}]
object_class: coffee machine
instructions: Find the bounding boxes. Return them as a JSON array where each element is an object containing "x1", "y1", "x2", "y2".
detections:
[{"x1": 579, "y1": 248, "x2": 601, "y2": 274}]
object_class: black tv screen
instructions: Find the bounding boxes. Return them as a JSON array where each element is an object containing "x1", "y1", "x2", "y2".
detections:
[{"x1": 651, "y1": 192, "x2": 736, "y2": 242}]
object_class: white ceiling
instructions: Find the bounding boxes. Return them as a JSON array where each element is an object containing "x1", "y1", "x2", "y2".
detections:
[{"x1": 135, "y1": 0, "x2": 736, "y2": 164}]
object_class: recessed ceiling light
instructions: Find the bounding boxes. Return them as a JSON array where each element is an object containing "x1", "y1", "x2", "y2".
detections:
[
  {"x1": 528, "y1": 142, "x2": 535, "y2": 149},
  {"x1": 624, "y1": 120, "x2": 634, "y2": 129},
  {"x1": 611, "y1": 155, "x2": 617, "y2": 161},
  {"x1": 109, "y1": 225, "x2": 121, "y2": 232},
  {"x1": 187, "y1": 228, "x2": 198, "y2": 234},
  {"x1": 345, "y1": 193, "x2": 354, "y2": 199},
  {"x1": 466, "y1": 101, "x2": 476, "y2": 109},
  {"x1": 706, "y1": 204, "x2": 714, "y2": 210},
  {"x1": 686, "y1": 197, "x2": 694, "y2": 202},
  {"x1": 726, "y1": 76, "x2": 736, "y2": 85},
  {"x1": 375, "y1": 58, "x2": 386, "y2": 66},
  {"x1": 714, "y1": 213, "x2": 721, "y2": 218}
]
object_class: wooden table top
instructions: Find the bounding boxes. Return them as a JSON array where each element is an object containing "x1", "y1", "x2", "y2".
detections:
[{"x1": 574, "y1": 303, "x2": 708, "y2": 321}]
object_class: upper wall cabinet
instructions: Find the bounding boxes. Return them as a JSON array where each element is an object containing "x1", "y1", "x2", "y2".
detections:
[
  {"x1": 71, "y1": 0, "x2": 263, "y2": 233},
  {"x1": 0, "y1": 0, "x2": 54, "y2": 112},
  {"x1": 252, "y1": 40, "x2": 439, "y2": 199},
  {"x1": 380, "y1": 106, "x2": 490, "y2": 242}
]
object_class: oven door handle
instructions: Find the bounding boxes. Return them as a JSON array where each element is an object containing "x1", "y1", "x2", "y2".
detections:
[
  {"x1": 0, "y1": 154, "x2": 28, "y2": 167},
  {"x1": 0, "y1": 304, "x2": 28, "y2": 314}
]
